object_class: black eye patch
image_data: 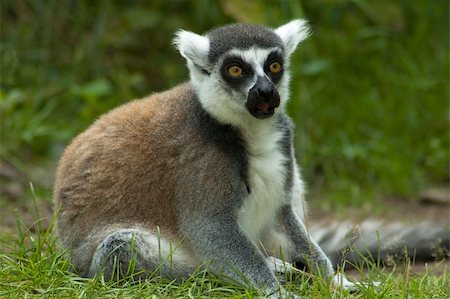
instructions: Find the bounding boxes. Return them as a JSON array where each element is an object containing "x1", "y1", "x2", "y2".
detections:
[
  {"x1": 264, "y1": 51, "x2": 284, "y2": 83},
  {"x1": 221, "y1": 56, "x2": 254, "y2": 87}
]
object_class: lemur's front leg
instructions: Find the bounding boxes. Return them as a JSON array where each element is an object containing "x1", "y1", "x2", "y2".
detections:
[
  {"x1": 280, "y1": 205, "x2": 334, "y2": 278},
  {"x1": 181, "y1": 211, "x2": 300, "y2": 298}
]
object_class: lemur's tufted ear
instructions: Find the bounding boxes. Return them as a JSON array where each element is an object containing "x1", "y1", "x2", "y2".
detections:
[
  {"x1": 275, "y1": 19, "x2": 310, "y2": 56},
  {"x1": 173, "y1": 30, "x2": 210, "y2": 70}
]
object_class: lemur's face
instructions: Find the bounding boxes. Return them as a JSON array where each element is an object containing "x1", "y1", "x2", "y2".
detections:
[
  {"x1": 174, "y1": 20, "x2": 309, "y2": 124},
  {"x1": 218, "y1": 47, "x2": 283, "y2": 119}
]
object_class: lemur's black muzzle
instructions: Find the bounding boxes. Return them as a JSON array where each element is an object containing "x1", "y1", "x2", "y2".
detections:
[{"x1": 246, "y1": 76, "x2": 280, "y2": 119}]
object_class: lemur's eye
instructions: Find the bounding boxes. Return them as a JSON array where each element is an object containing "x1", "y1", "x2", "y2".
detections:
[
  {"x1": 269, "y1": 62, "x2": 282, "y2": 74},
  {"x1": 228, "y1": 65, "x2": 243, "y2": 77}
]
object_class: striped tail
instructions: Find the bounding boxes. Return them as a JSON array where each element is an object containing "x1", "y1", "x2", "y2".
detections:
[{"x1": 309, "y1": 220, "x2": 449, "y2": 268}]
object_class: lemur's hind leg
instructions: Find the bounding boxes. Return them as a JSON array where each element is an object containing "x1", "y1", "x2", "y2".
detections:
[{"x1": 88, "y1": 229, "x2": 199, "y2": 281}]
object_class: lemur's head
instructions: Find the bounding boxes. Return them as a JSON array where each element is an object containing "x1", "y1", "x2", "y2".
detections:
[{"x1": 174, "y1": 20, "x2": 309, "y2": 126}]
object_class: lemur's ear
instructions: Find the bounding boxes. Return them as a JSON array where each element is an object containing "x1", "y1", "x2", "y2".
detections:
[
  {"x1": 275, "y1": 19, "x2": 310, "y2": 56},
  {"x1": 173, "y1": 30, "x2": 210, "y2": 70}
]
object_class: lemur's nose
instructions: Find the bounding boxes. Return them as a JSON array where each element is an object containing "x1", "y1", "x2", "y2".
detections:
[
  {"x1": 255, "y1": 76, "x2": 275, "y2": 100},
  {"x1": 258, "y1": 86, "x2": 274, "y2": 98}
]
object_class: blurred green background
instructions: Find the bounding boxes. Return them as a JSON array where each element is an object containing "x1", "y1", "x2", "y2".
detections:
[{"x1": 1, "y1": 0, "x2": 448, "y2": 209}]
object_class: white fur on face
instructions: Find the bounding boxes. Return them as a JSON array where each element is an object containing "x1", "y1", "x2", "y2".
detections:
[
  {"x1": 174, "y1": 20, "x2": 311, "y2": 131},
  {"x1": 192, "y1": 46, "x2": 291, "y2": 132}
]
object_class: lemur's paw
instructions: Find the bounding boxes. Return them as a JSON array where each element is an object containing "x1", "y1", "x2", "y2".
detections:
[
  {"x1": 266, "y1": 256, "x2": 295, "y2": 274},
  {"x1": 332, "y1": 273, "x2": 381, "y2": 293}
]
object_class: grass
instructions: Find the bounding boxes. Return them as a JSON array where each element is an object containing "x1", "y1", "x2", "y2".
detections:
[
  {"x1": 0, "y1": 198, "x2": 449, "y2": 298},
  {"x1": 1, "y1": 222, "x2": 448, "y2": 298}
]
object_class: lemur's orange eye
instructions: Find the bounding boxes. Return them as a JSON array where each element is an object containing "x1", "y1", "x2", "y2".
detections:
[
  {"x1": 228, "y1": 66, "x2": 243, "y2": 77},
  {"x1": 269, "y1": 62, "x2": 282, "y2": 74}
]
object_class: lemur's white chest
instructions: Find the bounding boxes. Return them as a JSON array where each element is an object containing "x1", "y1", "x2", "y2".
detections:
[{"x1": 237, "y1": 124, "x2": 288, "y2": 243}]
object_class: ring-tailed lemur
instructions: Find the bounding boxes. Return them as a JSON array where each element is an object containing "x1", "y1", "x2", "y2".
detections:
[{"x1": 54, "y1": 20, "x2": 449, "y2": 298}]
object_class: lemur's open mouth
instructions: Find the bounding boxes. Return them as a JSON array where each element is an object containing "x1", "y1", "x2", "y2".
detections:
[
  {"x1": 255, "y1": 102, "x2": 275, "y2": 118},
  {"x1": 247, "y1": 99, "x2": 279, "y2": 119},
  {"x1": 257, "y1": 102, "x2": 271, "y2": 114}
]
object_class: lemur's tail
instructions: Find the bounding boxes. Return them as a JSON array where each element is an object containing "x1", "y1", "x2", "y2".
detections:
[{"x1": 309, "y1": 220, "x2": 449, "y2": 268}]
